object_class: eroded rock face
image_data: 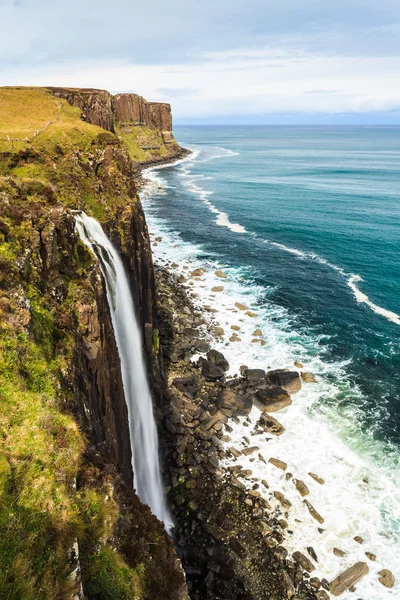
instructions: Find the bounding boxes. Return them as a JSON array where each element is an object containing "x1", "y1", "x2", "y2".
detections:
[{"x1": 48, "y1": 88, "x2": 175, "y2": 145}]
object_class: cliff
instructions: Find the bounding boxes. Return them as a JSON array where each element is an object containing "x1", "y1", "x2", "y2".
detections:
[
  {"x1": 48, "y1": 87, "x2": 180, "y2": 163},
  {"x1": 0, "y1": 87, "x2": 186, "y2": 599}
]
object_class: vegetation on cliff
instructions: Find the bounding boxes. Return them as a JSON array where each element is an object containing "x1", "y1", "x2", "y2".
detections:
[{"x1": 0, "y1": 87, "x2": 185, "y2": 599}]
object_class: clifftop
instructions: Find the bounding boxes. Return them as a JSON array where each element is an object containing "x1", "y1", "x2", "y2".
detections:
[{"x1": 0, "y1": 86, "x2": 182, "y2": 165}]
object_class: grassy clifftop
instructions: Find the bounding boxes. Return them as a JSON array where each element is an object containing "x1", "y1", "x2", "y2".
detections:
[{"x1": 0, "y1": 87, "x2": 185, "y2": 600}]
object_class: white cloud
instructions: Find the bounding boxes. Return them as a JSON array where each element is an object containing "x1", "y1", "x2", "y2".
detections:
[{"x1": 3, "y1": 47, "x2": 400, "y2": 120}]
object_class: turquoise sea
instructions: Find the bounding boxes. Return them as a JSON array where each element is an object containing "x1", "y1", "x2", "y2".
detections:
[{"x1": 141, "y1": 126, "x2": 400, "y2": 598}]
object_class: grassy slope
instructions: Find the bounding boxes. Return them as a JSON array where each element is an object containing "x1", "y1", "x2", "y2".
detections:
[{"x1": 0, "y1": 88, "x2": 182, "y2": 600}]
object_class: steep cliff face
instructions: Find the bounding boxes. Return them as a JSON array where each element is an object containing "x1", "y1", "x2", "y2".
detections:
[
  {"x1": 48, "y1": 87, "x2": 181, "y2": 163},
  {"x1": 0, "y1": 87, "x2": 186, "y2": 600}
]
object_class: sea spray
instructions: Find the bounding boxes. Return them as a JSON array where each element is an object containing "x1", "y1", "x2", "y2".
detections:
[{"x1": 75, "y1": 212, "x2": 172, "y2": 529}]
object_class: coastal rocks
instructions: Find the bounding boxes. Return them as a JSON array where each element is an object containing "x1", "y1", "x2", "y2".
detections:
[
  {"x1": 269, "y1": 457, "x2": 287, "y2": 471},
  {"x1": 211, "y1": 286, "x2": 224, "y2": 292},
  {"x1": 329, "y1": 562, "x2": 369, "y2": 596},
  {"x1": 333, "y1": 548, "x2": 346, "y2": 558},
  {"x1": 309, "y1": 472, "x2": 325, "y2": 485},
  {"x1": 292, "y1": 551, "x2": 315, "y2": 573},
  {"x1": 215, "y1": 270, "x2": 228, "y2": 278},
  {"x1": 293, "y1": 479, "x2": 310, "y2": 497},
  {"x1": 378, "y1": 569, "x2": 395, "y2": 588},
  {"x1": 304, "y1": 500, "x2": 324, "y2": 524},
  {"x1": 301, "y1": 372, "x2": 317, "y2": 383},
  {"x1": 244, "y1": 368, "x2": 265, "y2": 385},
  {"x1": 235, "y1": 302, "x2": 248, "y2": 311},
  {"x1": 255, "y1": 387, "x2": 292, "y2": 412},
  {"x1": 200, "y1": 359, "x2": 225, "y2": 381},
  {"x1": 207, "y1": 349, "x2": 229, "y2": 372},
  {"x1": 258, "y1": 412, "x2": 285, "y2": 436},
  {"x1": 267, "y1": 369, "x2": 302, "y2": 394}
]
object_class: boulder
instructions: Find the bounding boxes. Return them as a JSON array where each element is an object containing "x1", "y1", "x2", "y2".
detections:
[
  {"x1": 267, "y1": 369, "x2": 302, "y2": 394},
  {"x1": 207, "y1": 349, "x2": 229, "y2": 371},
  {"x1": 201, "y1": 359, "x2": 225, "y2": 381},
  {"x1": 315, "y1": 592, "x2": 330, "y2": 600},
  {"x1": 235, "y1": 302, "x2": 248, "y2": 311},
  {"x1": 292, "y1": 551, "x2": 315, "y2": 573},
  {"x1": 301, "y1": 371, "x2": 317, "y2": 383},
  {"x1": 211, "y1": 286, "x2": 224, "y2": 292},
  {"x1": 293, "y1": 479, "x2": 310, "y2": 497},
  {"x1": 309, "y1": 472, "x2": 325, "y2": 485},
  {"x1": 253, "y1": 329, "x2": 263, "y2": 337},
  {"x1": 245, "y1": 310, "x2": 257, "y2": 317},
  {"x1": 294, "y1": 361, "x2": 304, "y2": 368},
  {"x1": 365, "y1": 552, "x2": 376, "y2": 561},
  {"x1": 304, "y1": 500, "x2": 324, "y2": 524},
  {"x1": 259, "y1": 412, "x2": 285, "y2": 436},
  {"x1": 378, "y1": 569, "x2": 395, "y2": 588},
  {"x1": 333, "y1": 548, "x2": 346, "y2": 558},
  {"x1": 242, "y1": 446, "x2": 259, "y2": 456},
  {"x1": 329, "y1": 562, "x2": 369, "y2": 596},
  {"x1": 269, "y1": 457, "x2": 287, "y2": 471},
  {"x1": 353, "y1": 535, "x2": 363, "y2": 544},
  {"x1": 244, "y1": 368, "x2": 266, "y2": 385},
  {"x1": 215, "y1": 270, "x2": 228, "y2": 278},
  {"x1": 273, "y1": 491, "x2": 292, "y2": 509},
  {"x1": 231, "y1": 325, "x2": 240, "y2": 331},
  {"x1": 255, "y1": 387, "x2": 292, "y2": 412}
]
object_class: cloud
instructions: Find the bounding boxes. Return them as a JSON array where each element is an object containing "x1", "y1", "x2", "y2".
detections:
[
  {"x1": 156, "y1": 87, "x2": 200, "y2": 98},
  {"x1": 1, "y1": 1, "x2": 400, "y2": 121}
]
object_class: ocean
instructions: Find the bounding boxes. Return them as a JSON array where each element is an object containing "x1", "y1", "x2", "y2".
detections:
[{"x1": 140, "y1": 125, "x2": 400, "y2": 599}]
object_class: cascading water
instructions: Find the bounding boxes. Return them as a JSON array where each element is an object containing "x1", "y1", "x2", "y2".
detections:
[{"x1": 75, "y1": 212, "x2": 172, "y2": 529}]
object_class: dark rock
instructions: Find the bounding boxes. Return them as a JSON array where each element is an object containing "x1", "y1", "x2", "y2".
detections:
[
  {"x1": 255, "y1": 387, "x2": 292, "y2": 412},
  {"x1": 292, "y1": 551, "x2": 315, "y2": 573},
  {"x1": 207, "y1": 349, "x2": 229, "y2": 371},
  {"x1": 259, "y1": 412, "x2": 285, "y2": 436},
  {"x1": 201, "y1": 359, "x2": 225, "y2": 381},
  {"x1": 267, "y1": 369, "x2": 302, "y2": 394},
  {"x1": 244, "y1": 368, "x2": 265, "y2": 385}
]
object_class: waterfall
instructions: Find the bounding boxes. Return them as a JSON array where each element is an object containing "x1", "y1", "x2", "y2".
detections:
[{"x1": 75, "y1": 212, "x2": 172, "y2": 529}]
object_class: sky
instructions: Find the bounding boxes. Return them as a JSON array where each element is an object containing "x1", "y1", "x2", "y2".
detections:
[{"x1": 1, "y1": 0, "x2": 400, "y2": 123}]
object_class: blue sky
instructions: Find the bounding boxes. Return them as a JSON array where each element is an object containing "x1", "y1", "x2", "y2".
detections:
[{"x1": 1, "y1": 0, "x2": 400, "y2": 123}]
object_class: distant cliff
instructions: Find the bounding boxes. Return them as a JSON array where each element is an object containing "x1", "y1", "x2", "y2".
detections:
[{"x1": 48, "y1": 87, "x2": 180, "y2": 164}]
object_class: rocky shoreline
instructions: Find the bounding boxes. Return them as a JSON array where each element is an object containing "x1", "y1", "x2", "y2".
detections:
[{"x1": 153, "y1": 264, "x2": 395, "y2": 600}]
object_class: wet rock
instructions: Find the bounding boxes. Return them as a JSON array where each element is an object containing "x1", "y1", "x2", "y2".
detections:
[
  {"x1": 201, "y1": 359, "x2": 225, "y2": 381},
  {"x1": 378, "y1": 569, "x2": 395, "y2": 588},
  {"x1": 309, "y1": 472, "x2": 325, "y2": 485},
  {"x1": 269, "y1": 457, "x2": 287, "y2": 471},
  {"x1": 228, "y1": 447, "x2": 241, "y2": 458},
  {"x1": 310, "y1": 576, "x2": 321, "y2": 589},
  {"x1": 292, "y1": 551, "x2": 315, "y2": 573},
  {"x1": 293, "y1": 479, "x2": 310, "y2": 497},
  {"x1": 274, "y1": 491, "x2": 292, "y2": 509},
  {"x1": 207, "y1": 349, "x2": 229, "y2": 371},
  {"x1": 365, "y1": 552, "x2": 376, "y2": 561},
  {"x1": 258, "y1": 453, "x2": 266, "y2": 464},
  {"x1": 267, "y1": 369, "x2": 302, "y2": 394},
  {"x1": 329, "y1": 562, "x2": 369, "y2": 596},
  {"x1": 211, "y1": 285, "x2": 224, "y2": 292},
  {"x1": 307, "y1": 547, "x2": 318, "y2": 562},
  {"x1": 242, "y1": 446, "x2": 259, "y2": 456},
  {"x1": 245, "y1": 310, "x2": 257, "y2": 317},
  {"x1": 315, "y1": 591, "x2": 330, "y2": 600},
  {"x1": 255, "y1": 387, "x2": 292, "y2": 412},
  {"x1": 354, "y1": 535, "x2": 364, "y2": 544},
  {"x1": 213, "y1": 326, "x2": 225, "y2": 336},
  {"x1": 215, "y1": 270, "x2": 228, "y2": 278},
  {"x1": 294, "y1": 361, "x2": 304, "y2": 368},
  {"x1": 301, "y1": 372, "x2": 317, "y2": 383},
  {"x1": 304, "y1": 500, "x2": 324, "y2": 524},
  {"x1": 244, "y1": 368, "x2": 266, "y2": 385},
  {"x1": 253, "y1": 328, "x2": 263, "y2": 336},
  {"x1": 259, "y1": 412, "x2": 285, "y2": 436},
  {"x1": 333, "y1": 548, "x2": 346, "y2": 558},
  {"x1": 235, "y1": 302, "x2": 249, "y2": 311},
  {"x1": 229, "y1": 333, "x2": 241, "y2": 342}
]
